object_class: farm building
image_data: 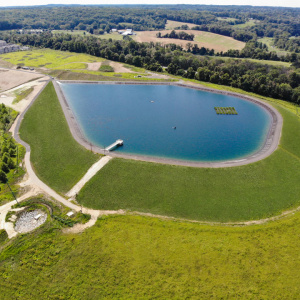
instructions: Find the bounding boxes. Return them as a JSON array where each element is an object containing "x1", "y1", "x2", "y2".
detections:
[{"x1": 0, "y1": 40, "x2": 20, "y2": 54}]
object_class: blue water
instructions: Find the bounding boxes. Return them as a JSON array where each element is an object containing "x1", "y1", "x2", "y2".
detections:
[{"x1": 60, "y1": 83, "x2": 271, "y2": 162}]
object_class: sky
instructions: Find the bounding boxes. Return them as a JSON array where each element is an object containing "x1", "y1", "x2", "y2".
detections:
[{"x1": 0, "y1": 0, "x2": 299, "y2": 8}]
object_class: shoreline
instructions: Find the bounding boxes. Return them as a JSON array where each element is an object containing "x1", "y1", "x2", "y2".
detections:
[{"x1": 53, "y1": 80, "x2": 283, "y2": 168}]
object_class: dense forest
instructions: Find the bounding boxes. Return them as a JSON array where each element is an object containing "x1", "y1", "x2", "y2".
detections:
[
  {"x1": 0, "y1": 5, "x2": 299, "y2": 43},
  {"x1": 0, "y1": 104, "x2": 18, "y2": 184},
  {"x1": 1, "y1": 31, "x2": 299, "y2": 104}
]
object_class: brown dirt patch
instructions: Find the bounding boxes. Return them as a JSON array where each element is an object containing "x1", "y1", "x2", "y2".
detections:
[
  {"x1": 87, "y1": 62, "x2": 102, "y2": 71},
  {"x1": 109, "y1": 61, "x2": 134, "y2": 73},
  {"x1": 0, "y1": 69, "x2": 42, "y2": 92}
]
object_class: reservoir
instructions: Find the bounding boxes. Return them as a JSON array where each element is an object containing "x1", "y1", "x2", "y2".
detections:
[{"x1": 59, "y1": 83, "x2": 271, "y2": 162}]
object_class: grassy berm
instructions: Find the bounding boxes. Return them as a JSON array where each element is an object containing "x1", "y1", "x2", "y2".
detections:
[
  {"x1": 19, "y1": 82, "x2": 99, "y2": 193},
  {"x1": 1, "y1": 214, "x2": 300, "y2": 298},
  {"x1": 78, "y1": 104, "x2": 300, "y2": 222}
]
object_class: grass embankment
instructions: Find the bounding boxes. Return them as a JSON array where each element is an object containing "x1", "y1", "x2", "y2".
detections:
[
  {"x1": 1, "y1": 214, "x2": 300, "y2": 298},
  {"x1": 19, "y1": 82, "x2": 99, "y2": 194},
  {"x1": 77, "y1": 91, "x2": 300, "y2": 222}
]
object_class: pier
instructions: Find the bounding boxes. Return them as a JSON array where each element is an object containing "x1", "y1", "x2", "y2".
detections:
[{"x1": 105, "y1": 139, "x2": 124, "y2": 151}]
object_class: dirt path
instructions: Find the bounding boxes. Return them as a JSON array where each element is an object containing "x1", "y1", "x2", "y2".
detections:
[{"x1": 66, "y1": 156, "x2": 112, "y2": 198}]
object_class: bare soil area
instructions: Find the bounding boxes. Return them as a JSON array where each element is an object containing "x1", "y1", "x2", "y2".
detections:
[
  {"x1": 87, "y1": 62, "x2": 102, "y2": 71},
  {"x1": 0, "y1": 69, "x2": 42, "y2": 92}
]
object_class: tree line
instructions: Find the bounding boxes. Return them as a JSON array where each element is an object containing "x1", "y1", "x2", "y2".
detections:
[
  {"x1": 2, "y1": 32, "x2": 300, "y2": 104},
  {"x1": 0, "y1": 104, "x2": 19, "y2": 184},
  {"x1": 157, "y1": 30, "x2": 194, "y2": 41}
]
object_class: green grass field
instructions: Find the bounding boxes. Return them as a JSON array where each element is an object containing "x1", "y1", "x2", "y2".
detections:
[
  {"x1": 233, "y1": 20, "x2": 259, "y2": 28},
  {"x1": 0, "y1": 49, "x2": 104, "y2": 69},
  {"x1": 258, "y1": 37, "x2": 290, "y2": 56},
  {"x1": 100, "y1": 33, "x2": 124, "y2": 41},
  {"x1": 19, "y1": 82, "x2": 99, "y2": 194},
  {"x1": 165, "y1": 19, "x2": 200, "y2": 30},
  {"x1": 1, "y1": 213, "x2": 300, "y2": 298},
  {"x1": 219, "y1": 56, "x2": 291, "y2": 68},
  {"x1": 193, "y1": 32, "x2": 245, "y2": 51},
  {"x1": 52, "y1": 30, "x2": 91, "y2": 36}
]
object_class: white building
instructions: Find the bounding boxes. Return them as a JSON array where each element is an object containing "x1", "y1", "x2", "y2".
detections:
[
  {"x1": 121, "y1": 29, "x2": 134, "y2": 36},
  {"x1": 0, "y1": 41, "x2": 20, "y2": 54}
]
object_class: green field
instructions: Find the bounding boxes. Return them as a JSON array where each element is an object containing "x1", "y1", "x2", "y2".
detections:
[
  {"x1": 233, "y1": 19, "x2": 259, "y2": 28},
  {"x1": 52, "y1": 30, "x2": 91, "y2": 36},
  {"x1": 100, "y1": 33, "x2": 124, "y2": 41},
  {"x1": 258, "y1": 37, "x2": 290, "y2": 56},
  {"x1": 217, "y1": 17, "x2": 238, "y2": 22},
  {"x1": 1, "y1": 213, "x2": 300, "y2": 298},
  {"x1": 219, "y1": 56, "x2": 291, "y2": 68},
  {"x1": 165, "y1": 19, "x2": 199, "y2": 30},
  {"x1": 0, "y1": 49, "x2": 104, "y2": 69},
  {"x1": 19, "y1": 82, "x2": 99, "y2": 194},
  {"x1": 193, "y1": 32, "x2": 245, "y2": 51}
]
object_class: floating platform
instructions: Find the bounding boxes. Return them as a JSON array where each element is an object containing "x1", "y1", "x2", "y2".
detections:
[
  {"x1": 214, "y1": 107, "x2": 238, "y2": 115},
  {"x1": 105, "y1": 139, "x2": 124, "y2": 151}
]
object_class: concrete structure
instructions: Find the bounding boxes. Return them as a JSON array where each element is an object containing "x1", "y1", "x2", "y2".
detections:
[{"x1": 105, "y1": 139, "x2": 124, "y2": 151}]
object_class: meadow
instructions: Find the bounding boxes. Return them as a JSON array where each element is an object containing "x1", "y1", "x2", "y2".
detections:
[
  {"x1": 1, "y1": 213, "x2": 300, "y2": 298},
  {"x1": 232, "y1": 19, "x2": 259, "y2": 28},
  {"x1": 219, "y1": 56, "x2": 291, "y2": 68},
  {"x1": 0, "y1": 49, "x2": 104, "y2": 70},
  {"x1": 258, "y1": 37, "x2": 290, "y2": 56}
]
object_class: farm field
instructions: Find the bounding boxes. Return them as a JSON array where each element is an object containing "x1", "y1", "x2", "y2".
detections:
[
  {"x1": 1, "y1": 213, "x2": 300, "y2": 298},
  {"x1": 165, "y1": 19, "x2": 200, "y2": 30},
  {"x1": 133, "y1": 30, "x2": 245, "y2": 52}
]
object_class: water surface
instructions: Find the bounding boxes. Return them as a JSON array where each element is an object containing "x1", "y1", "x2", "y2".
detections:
[{"x1": 60, "y1": 83, "x2": 271, "y2": 162}]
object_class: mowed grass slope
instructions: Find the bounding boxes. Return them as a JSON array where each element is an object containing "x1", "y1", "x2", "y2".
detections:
[
  {"x1": 19, "y1": 82, "x2": 99, "y2": 193},
  {"x1": 77, "y1": 104, "x2": 300, "y2": 222},
  {"x1": 1, "y1": 214, "x2": 300, "y2": 298}
]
